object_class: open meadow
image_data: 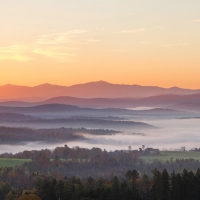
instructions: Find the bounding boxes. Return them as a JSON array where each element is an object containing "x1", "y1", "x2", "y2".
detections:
[
  {"x1": 141, "y1": 151, "x2": 200, "y2": 162},
  {"x1": 0, "y1": 158, "x2": 30, "y2": 168},
  {"x1": 1, "y1": 151, "x2": 200, "y2": 168}
]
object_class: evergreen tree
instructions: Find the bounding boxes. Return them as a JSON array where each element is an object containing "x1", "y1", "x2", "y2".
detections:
[
  {"x1": 55, "y1": 180, "x2": 64, "y2": 200},
  {"x1": 111, "y1": 176, "x2": 120, "y2": 200},
  {"x1": 161, "y1": 169, "x2": 170, "y2": 200},
  {"x1": 195, "y1": 168, "x2": 200, "y2": 199},
  {"x1": 151, "y1": 168, "x2": 162, "y2": 200},
  {"x1": 39, "y1": 180, "x2": 56, "y2": 200}
]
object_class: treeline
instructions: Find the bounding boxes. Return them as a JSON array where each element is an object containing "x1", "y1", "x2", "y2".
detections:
[
  {"x1": 1, "y1": 146, "x2": 200, "y2": 178},
  {"x1": 1, "y1": 168, "x2": 200, "y2": 200},
  {"x1": 0, "y1": 113, "x2": 36, "y2": 122},
  {"x1": 0, "y1": 146, "x2": 200, "y2": 199},
  {"x1": 25, "y1": 118, "x2": 153, "y2": 130},
  {"x1": 0, "y1": 127, "x2": 118, "y2": 144}
]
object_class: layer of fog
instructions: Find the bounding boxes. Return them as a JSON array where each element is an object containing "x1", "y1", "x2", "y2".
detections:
[
  {"x1": 65, "y1": 118, "x2": 200, "y2": 151},
  {"x1": 1, "y1": 118, "x2": 200, "y2": 154},
  {"x1": 127, "y1": 107, "x2": 159, "y2": 110},
  {"x1": 0, "y1": 119, "x2": 153, "y2": 131},
  {"x1": 0, "y1": 142, "x2": 67, "y2": 154}
]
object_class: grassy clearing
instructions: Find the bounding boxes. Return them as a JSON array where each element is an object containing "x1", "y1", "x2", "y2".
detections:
[
  {"x1": 1, "y1": 151, "x2": 200, "y2": 167},
  {"x1": 0, "y1": 158, "x2": 31, "y2": 168},
  {"x1": 140, "y1": 151, "x2": 200, "y2": 163}
]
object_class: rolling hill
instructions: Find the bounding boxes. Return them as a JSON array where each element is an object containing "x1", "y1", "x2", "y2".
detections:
[
  {"x1": 1, "y1": 93, "x2": 200, "y2": 110},
  {"x1": 0, "y1": 104, "x2": 192, "y2": 121}
]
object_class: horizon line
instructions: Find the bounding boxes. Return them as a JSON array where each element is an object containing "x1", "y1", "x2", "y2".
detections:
[{"x1": 0, "y1": 80, "x2": 199, "y2": 90}]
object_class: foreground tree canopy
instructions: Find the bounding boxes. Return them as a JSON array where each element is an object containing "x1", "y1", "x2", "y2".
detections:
[
  {"x1": 0, "y1": 146, "x2": 199, "y2": 199},
  {"x1": 0, "y1": 168, "x2": 199, "y2": 200}
]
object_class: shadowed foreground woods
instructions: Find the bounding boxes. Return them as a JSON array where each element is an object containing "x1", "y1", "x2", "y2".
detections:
[
  {"x1": 0, "y1": 146, "x2": 200, "y2": 199},
  {"x1": 1, "y1": 168, "x2": 200, "y2": 200}
]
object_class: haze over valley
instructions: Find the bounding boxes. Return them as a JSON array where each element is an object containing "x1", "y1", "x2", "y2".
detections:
[
  {"x1": 1, "y1": 1, "x2": 200, "y2": 199},
  {"x1": 0, "y1": 81, "x2": 200, "y2": 154}
]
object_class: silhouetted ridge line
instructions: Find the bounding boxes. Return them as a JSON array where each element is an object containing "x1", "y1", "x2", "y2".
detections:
[{"x1": 1, "y1": 81, "x2": 200, "y2": 100}]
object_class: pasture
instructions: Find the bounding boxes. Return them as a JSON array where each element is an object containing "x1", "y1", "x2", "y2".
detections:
[
  {"x1": 0, "y1": 158, "x2": 31, "y2": 168},
  {"x1": 141, "y1": 151, "x2": 200, "y2": 163}
]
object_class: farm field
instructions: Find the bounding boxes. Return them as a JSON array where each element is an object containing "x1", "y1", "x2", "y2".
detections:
[
  {"x1": 0, "y1": 158, "x2": 31, "y2": 168},
  {"x1": 141, "y1": 151, "x2": 200, "y2": 163},
  {"x1": 1, "y1": 151, "x2": 200, "y2": 167}
]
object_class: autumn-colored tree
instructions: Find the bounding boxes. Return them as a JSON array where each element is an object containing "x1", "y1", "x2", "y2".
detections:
[{"x1": 15, "y1": 194, "x2": 41, "y2": 200}]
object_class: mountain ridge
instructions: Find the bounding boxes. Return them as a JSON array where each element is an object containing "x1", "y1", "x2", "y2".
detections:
[
  {"x1": 1, "y1": 92, "x2": 200, "y2": 109},
  {"x1": 0, "y1": 81, "x2": 200, "y2": 101}
]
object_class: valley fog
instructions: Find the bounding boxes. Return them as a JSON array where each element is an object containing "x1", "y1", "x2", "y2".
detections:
[
  {"x1": 64, "y1": 118, "x2": 200, "y2": 151},
  {"x1": 1, "y1": 118, "x2": 200, "y2": 153}
]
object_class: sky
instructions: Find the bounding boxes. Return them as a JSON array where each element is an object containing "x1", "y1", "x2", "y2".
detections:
[{"x1": 0, "y1": 0, "x2": 200, "y2": 88}]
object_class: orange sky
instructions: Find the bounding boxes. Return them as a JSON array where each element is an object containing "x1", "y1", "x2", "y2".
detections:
[{"x1": 0, "y1": 0, "x2": 200, "y2": 89}]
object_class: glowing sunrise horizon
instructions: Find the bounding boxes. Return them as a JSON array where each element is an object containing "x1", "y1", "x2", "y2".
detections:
[{"x1": 0, "y1": 0, "x2": 200, "y2": 89}]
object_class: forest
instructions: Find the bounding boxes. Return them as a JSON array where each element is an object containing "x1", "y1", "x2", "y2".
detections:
[
  {"x1": 0, "y1": 127, "x2": 119, "y2": 144},
  {"x1": 0, "y1": 146, "x2": 200, "y2": 199}
]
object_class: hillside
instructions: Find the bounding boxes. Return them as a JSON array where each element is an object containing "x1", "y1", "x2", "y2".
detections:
[{"x1": 1, "y1": 92, "x2": 200, "y2": 109}]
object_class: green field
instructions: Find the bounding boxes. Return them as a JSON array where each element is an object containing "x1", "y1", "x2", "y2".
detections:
[
  {"x1": 0, "y1": 158, "x2": 31, "y2": 168},
  {"x1": 141, "y1": 151, "x2": 200, "y2": 163},
  {"x1": 1, "y1": 151, "x2": 200, "y2": 167}
]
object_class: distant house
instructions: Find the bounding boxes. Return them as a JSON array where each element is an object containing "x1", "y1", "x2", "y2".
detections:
[
  {"x1": 123, "y1": 149, "x2": 139, "y2": 153},
  {"x1": 144, "y1": 148, "x2": 160, "y2": 155}
]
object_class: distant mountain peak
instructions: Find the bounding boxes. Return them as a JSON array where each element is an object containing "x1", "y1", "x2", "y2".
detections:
[
  {"x1": 3, "y1": 84, "x2": 17, "y2": 87},
  {"x1": 170, "y1": 86, "x2": 181, "y2": 89},
  {"x1": 35, "y1": 83, "x2": 53, "y2": 87},
  {"x1": 85, "y1": 80, "x2": 112, "y2": 85},
  {"x1": 41, "y1": 83, "x2": 52, "y2": 86},
  {"x1": 2, "y1": 83, "x2": 29, "y2": 88},
  {"x1": 34, "y1": 83, "x2": 63, "y2": 89}
]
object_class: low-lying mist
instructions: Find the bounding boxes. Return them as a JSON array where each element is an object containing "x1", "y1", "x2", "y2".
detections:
[
  {"x1": 1, "y1": 118, "x2": 200, "y2": 153},
  {"x1": 65, "y1": 118, "x2": 200, "y2": 151}
]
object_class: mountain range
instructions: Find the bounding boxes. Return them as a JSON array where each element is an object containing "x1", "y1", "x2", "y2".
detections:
[
  {"x1": 1, "y1": 81, "x2": 200, "y2": 101},
  {"x1": 1, "y1": 93, "x2": 200, "y2": 111}
]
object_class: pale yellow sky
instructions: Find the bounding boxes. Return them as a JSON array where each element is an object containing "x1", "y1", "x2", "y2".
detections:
[{"x1": 0, "y1": 0, "x2": 200, "y2": 88}]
